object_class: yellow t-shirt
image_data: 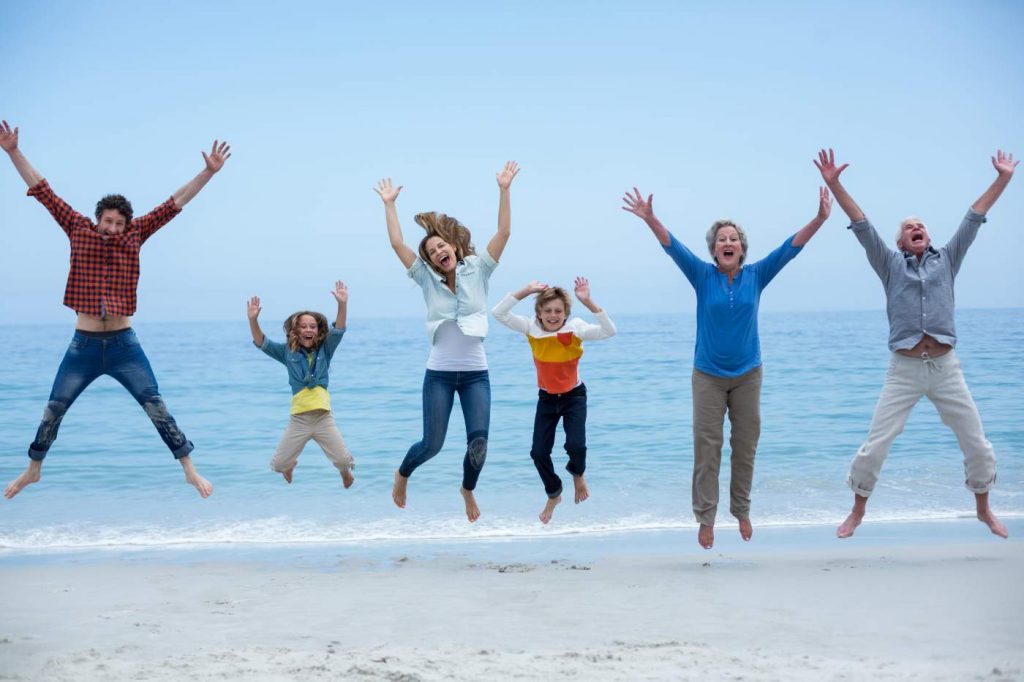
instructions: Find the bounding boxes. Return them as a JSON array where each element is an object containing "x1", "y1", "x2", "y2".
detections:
[{"x1": 290, "y1": 351, "x2": 332, "y2": 414}]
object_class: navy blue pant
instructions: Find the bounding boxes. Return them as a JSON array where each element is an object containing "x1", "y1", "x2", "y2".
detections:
[
  {"x1": 399, "y1": 369, "x2": 490, "y2": 491},
  {"x1": 29, "y1": 329, "x2": 194, "y2": 461},
  {"x1": 530, "y1": 383, "x2": 587, "y2": 498}
]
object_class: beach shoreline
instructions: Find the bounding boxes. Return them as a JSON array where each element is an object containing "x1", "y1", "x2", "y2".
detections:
[{"x1": 2, "y1": 519, "x2": 1021, "y2": 681}]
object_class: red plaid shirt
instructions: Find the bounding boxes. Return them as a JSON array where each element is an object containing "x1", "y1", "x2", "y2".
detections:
[{"x1": 28, "y1": 179, "x2": 181, "y2": 317}]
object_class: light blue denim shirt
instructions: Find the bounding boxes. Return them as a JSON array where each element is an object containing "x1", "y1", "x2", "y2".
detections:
[
  {"x1": 257, "y1": 324, "x2": 345, "y2": 395},
  {"x1": 849, "y1": 209, "x2": 985, "y2": 351},
  {"x1": 408, "y1": 251, "x2": 498, "y2": 342}
]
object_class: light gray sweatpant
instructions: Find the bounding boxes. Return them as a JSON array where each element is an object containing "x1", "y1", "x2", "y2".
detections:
[
  {"x1": 848, "y1": 350, "x2": 997, "y2": 497},
  {"x1": 270, "y1": 409, "x2": 355, "y2": 473}
]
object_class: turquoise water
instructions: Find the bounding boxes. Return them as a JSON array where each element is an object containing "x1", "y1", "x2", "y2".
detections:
[{"x1": 1, "y1": 309, "x2": 1021, "y2": 553}]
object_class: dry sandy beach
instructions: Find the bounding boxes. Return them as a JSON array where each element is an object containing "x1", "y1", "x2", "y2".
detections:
[{"x1": 1, "y1": 528, "x2": 1022, "y2": 681}]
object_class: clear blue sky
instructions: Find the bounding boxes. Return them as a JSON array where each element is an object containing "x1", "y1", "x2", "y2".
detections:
[{"x1": 2, "y1": 0, "x2": 1022, "y2": 323}]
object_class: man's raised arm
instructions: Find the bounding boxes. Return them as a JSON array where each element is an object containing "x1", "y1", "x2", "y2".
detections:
[
  {"x1": 0, "y1": 121, "x2": 44, "y2": 188},
  {"x1": 972, "y1": 150, "x2": 1017, "y2": 215},
  {"x1": 814, "y1": 148, "x2": 865, "y2": 223},
  {"x1": 171, "y1": 140, "x2": 231, "y2": 210}
]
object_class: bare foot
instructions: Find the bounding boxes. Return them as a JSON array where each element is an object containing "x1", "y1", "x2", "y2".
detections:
[
  {"x1": 340, "y1": 467, "x2": 354, "y2": 489},
  {"x1": 179, "y1": 456, "x2": 213, "y2": 498},
  {"x1": 837, "y1": 495, "x2": 867, "y2": 539},
  {"x1": 4, "y1": 461, "x2": 42, "y2": 499},
  {"x1": 392, "y1": 470, "x2": 407, "y2": 508},
  {"x1": 977, "y1": 510, "x2": 1008, "y2": 538},
  {"x1": 698, "y1": 523, "x2": 714, "y2": 550},
  {"x1": 976, "y1": 493, "x2": 1008, "y2": 538},
  {"x1": 573, "y1": 475, "x2": 589, "y2": 504},
  {"x1": 539, "y1": 495, "x2": 561, "y2": 524},
  {"x1": 460, "y1": 487, "x2": 480, "y2": 523},
  {"x1": 836, "y1": 511, "x2": 864, "y2": 538},
  {"x1": 281, "y1": 464, "x2": 296, "y2": 484},
  {"x1": 738, "y1": 517, "x2": 753, "y2": 541}
]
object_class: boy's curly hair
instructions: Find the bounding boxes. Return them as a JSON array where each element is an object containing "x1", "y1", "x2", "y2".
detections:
[{"x1": 283, "y1": 311, "x2": 329, "y2": 352}]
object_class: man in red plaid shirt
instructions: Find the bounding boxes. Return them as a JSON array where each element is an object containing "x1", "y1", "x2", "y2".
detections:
[{"x1": 1, "y1": 120, "x2": 230, "y2": 500}]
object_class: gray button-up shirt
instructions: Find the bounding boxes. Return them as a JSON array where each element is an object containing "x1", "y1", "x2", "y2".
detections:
[{"x1": 849, "y1": 209, "x2": 986, "y2": 351}]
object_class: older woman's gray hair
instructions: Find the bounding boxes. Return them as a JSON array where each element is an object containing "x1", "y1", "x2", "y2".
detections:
[{"x1": 705, "y1": 219, "x2": 749, "y2": 265}]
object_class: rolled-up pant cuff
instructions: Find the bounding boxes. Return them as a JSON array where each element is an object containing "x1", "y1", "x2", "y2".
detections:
[{"x1": 172, "y1": 440, "x2": 195, "y2": 460}]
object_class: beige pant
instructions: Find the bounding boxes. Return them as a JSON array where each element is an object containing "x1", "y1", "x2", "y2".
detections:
[
  {"x1": 270, "y1": 409, "x2": 355, "y2": 473},
  {"x1": 848, "y1": 350, "x2": 997, "y2": 497},
  {"x1": 691, "y1": 366, "x2": 762, "y2": 527}
]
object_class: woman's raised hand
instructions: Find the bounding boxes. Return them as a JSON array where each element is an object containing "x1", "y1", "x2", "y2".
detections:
[
  {"x1": 621, "y1": 187, "x2": 655, "y2": 221},
  {"x1": 496, "y1": 161, "x2": 520, "y2": 190},
  {"x1": 374, "y1": 177, "x2": 403, "y2": 204},
  {"x1": 816, "y1": 186, "x2": 833, "y2": 221}
]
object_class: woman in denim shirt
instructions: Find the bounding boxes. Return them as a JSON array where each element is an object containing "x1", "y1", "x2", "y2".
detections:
[
  {"x1": 374, "y1": 161, "x2": 520, "y2": 522},
  {"x1": 622, "y1": 182, "x2": 831, "y2": 550}
]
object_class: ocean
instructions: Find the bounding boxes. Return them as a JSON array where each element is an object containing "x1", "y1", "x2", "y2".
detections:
[{"x1": 1, "y1": 309, "x2": 1021, "y2": 555}]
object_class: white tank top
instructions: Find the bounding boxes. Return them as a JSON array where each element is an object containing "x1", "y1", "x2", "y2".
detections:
[{"x1": 427, "y1": 320, "x2": 488, "y2": 371}]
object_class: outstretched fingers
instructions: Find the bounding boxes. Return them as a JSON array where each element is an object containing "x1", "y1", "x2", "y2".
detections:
[{"x1": 373, "y1": 177, "x2": 403, "y2": 202}]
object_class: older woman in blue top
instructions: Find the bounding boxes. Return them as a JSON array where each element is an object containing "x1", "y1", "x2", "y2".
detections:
[
  {"x1": 374, "y1": 161, "x2": 520, "y2": 523},
  {"x1": 623, "y1": 184, "x2": 831, "y2": 549}
]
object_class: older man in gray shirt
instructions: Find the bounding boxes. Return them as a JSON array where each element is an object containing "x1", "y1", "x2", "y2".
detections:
[{"x1": 816, "y1": 148, "x2": 1016, "y2": 539}]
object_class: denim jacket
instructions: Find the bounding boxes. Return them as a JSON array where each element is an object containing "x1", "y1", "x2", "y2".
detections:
[
  {"x1": 408, "y1": 251, "x2": 498, "y2": 342},
  {"x1": 257, "y1": 325, "x2": 345, "y2": 395}
]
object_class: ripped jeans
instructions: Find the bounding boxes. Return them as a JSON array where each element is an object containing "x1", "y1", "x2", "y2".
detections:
[
  {"x1": 28, "y1": 329, "x2": 194, "y2": 461},
  {"x1": 399, "y1": 369, "x2": 490, "y2": 491}
]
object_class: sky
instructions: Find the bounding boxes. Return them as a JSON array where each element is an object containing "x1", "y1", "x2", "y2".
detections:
[{"x1": 1, "y1": 0, "x2": 1022, "y2": 323}]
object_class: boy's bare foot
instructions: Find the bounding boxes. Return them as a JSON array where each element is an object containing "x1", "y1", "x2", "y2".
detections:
[
  {"x1": 739, "y1": 517, "x2": 753, "y2": 541},
  {"x1": 340, "y1": 467, "x2": 354, "y2": 489},
  {"x1": 282, "y1": 464, "x2": 296, "y2": 484},
  {"x1": 837, "y1": 494, "x2": 867, "y2": 539},
  {"x1": 4, "y1": 461, "x2": 42, "y2": 499},
  {"x1": 460, "y1": 487, "x2": 480, "y2": 523},
  {"x1": 179, "y1": 456, "x2": 213, "y2": 498},
  {"x1": 573, "y1": 474, "x2": 589, "y2": 504},
  {"x1": 976, "y1": 493, "x2": 1008, "y2": 538},
  {"x1": 392, "y1": 470, "x2": 408, "y2": 508},
  {"x1": 539, "y1": 495, "x2": 561, "y2": 524},
  {"x1": 698, "y1": 524, "x2": 714, "y2": 549}
]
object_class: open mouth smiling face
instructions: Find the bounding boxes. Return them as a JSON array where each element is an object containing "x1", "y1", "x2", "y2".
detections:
[
  {"x1": 425, "y1": 236, "x2": 457, "y2": 274},
  {"x1": 297, "y1": 315, "x2": 319, "y2": 349},
  {"x1": 714, "y1": 226, "x2": 744, "y2": 270},
  {"x1": 899, "y1": 219, "x2": 931, "y2": 255}
]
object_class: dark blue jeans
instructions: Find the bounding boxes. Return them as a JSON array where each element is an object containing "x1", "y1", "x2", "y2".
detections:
[
  {"x1": 28, "y1": 329, "x2": 194, "y2": 461},
  {"x1": 530, "y1": 383, "x2": 588, "y2": 498},
  {"x1": 399, "y1": 369, "x2": 490, "y2": 491}
]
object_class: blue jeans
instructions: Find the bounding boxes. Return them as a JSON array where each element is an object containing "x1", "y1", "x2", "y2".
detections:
[
  {"x1": 399, "y1": 369, "x2": 490, "y2": 491},
  {"x1": 28, "y1": 329, "x2": 194, "y2": 461},
  {"x1": 530, "y1": 383, "x2": 588, "y2": 498}
]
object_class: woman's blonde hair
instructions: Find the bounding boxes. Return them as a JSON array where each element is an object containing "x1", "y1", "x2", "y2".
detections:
[
  {"x1": 534, "y1": 287, "x2": 572, "y2": 322},
  {"x1": 415, "y1": 212, "x2": 475, "y2": 278},
  {"x1": 283, "y1": 311, "x2": 329, "y2": 352}
]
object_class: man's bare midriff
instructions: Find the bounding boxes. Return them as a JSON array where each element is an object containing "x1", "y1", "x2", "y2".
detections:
[
  {"x1": 75, "y1": 313, "x2": 132, "y2": 332},
  {"x1": 897, "y1": 333, "x2": 952, "y2": 358}
]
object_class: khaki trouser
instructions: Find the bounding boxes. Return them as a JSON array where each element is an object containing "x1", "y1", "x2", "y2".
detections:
[
  {"x1": 270, "y1": 409, "x2": 354, "y2": 473},
  {"x1": 848, "y1": 350, "x2": 996, "y2": 497},
  {"x1": 691, "y1": 366, "x2": 762, "y2": 527}
]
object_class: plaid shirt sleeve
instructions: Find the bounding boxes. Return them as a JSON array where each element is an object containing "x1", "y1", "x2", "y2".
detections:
[
  {"x1": 134, "y1": 197, "x2": 182, "y2": 243},
  {"x1": 27, "y1": 179, "x2": 93, "y2": 237}
]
